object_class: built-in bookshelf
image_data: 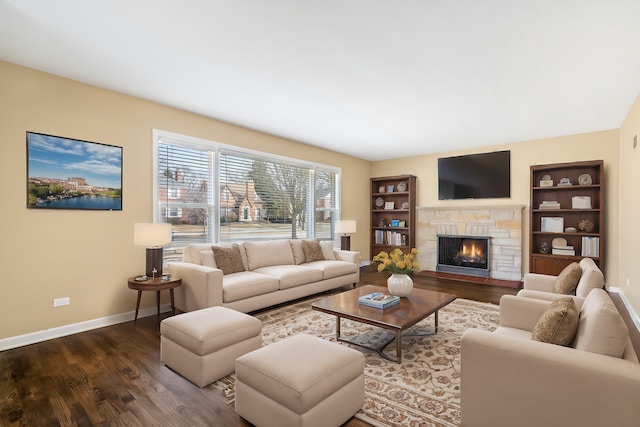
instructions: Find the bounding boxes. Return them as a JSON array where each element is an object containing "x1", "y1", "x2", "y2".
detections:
[
  {"x1": 529, "y1": 160, "x2": 604, "y2": 276},
  {"x1": 370, "y1": 175, "x2": 416, "y2": 259}
]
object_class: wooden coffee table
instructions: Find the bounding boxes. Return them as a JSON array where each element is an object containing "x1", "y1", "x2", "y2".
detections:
[{"x1": 311, "y1": 285, "x2": 456, "y2": 363}]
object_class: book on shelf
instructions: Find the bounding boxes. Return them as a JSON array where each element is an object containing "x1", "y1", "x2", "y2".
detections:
[
  {"x1": 358, "y1": 292, "x2": 401, "y2": 309},
  {"x1": 581, "y1": 236, "x2": 600, "y2": 257},
  {"x1": 552, "y1": 247, "x2": 575, "y2": 255},
  {"x1": 539, "y1": 200, "x2": 560, "y2": 209},
  {"x1": 374, "y1": 230, "x2": 404, "y2": 246},
  {"x1": 541, "y1": 217, "x2": 564, "y2": 232}
]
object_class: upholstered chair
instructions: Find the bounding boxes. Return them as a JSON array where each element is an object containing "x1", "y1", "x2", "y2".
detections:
[
  {"x1": 460, "y1": 288, "x2": 640, "y2": 427},
  {"x1": 518, "y1": 257, "x2": 604, "y2": 303}
]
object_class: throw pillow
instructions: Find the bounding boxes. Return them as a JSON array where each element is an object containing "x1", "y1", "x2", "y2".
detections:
[
  {"x1": 302, "y1": 240, "x2": 325, "y2": 262},
  {"x1": 532, "y1": 298, "x2": 579, "y2": 346},
  {"x1": 212, "y1": 244, "x2": 246, "y2": 275},
  {"x1": 553, "y1": 262, "x2": 582, "y2": 294},
  {"x1": 319, "y1": 240, "x2": 336, "y2": 260}
]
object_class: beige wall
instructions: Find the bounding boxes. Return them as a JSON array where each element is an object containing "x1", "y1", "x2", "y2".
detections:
[
  {"x1": 619, "y1": 92, "x2": 640, "y2": 313},
  {"x1": 372, "y1": 130, "x2": 620, "y2": 283},
  {"x1": 0, "y1": 61, "x2": 371, "y2": 339}
]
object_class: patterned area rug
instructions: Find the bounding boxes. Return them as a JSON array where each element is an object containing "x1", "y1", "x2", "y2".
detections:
[{"x1": 213, "y1": 293, "x2": 499, "y2": 427}]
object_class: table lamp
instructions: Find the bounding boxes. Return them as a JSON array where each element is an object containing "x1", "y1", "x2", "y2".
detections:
[
  {"x1": 335, "y1": 220, "x2": 356, "y2": 251},
  {"x1": 134, "y1": 222, "x2": 172, "y2": 278}
]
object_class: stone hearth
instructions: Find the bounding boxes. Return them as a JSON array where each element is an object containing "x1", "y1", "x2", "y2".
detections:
[{"x1": 417, "y1": 206, "x2": 524, "y2": 281}]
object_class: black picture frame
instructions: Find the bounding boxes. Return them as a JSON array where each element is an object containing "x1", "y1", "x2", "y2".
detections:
[{"x1": 27, "y1": 132, "x2": 123, "y2": 210}]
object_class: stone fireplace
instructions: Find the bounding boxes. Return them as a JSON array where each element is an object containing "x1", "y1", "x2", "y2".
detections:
[
  {"x1": 417, "y1": 205, "x2": 524, "y2": 281},
  {"x1": 437, "y1": 234, "x2": 490, "y2": 277}
]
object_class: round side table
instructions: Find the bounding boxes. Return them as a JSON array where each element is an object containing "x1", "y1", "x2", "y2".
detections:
[{"x1": 127, "y1": 276, "x2": 182, "y2": 325}]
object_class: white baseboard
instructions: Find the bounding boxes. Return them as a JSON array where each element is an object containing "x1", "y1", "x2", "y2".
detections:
[
  {"x1": 0, "y1": 304, "x2": 173, "y2": 351},
  {"x1": 609, "y1": 287, "x2": 640, "y2": 332}
]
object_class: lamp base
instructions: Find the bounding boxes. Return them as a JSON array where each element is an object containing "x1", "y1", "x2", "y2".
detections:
[
  {"x1": 146, "y1": 247, "x2": 164, "y2": 278},
  {"x1": 340, "y1": 235, "x2": 351, "y2": 251}
]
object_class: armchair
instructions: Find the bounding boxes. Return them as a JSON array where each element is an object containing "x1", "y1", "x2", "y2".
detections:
[
  {"x1": 518, "y1": 257, "x2": 604, "y2": 303},
  {"x1": 460, "y1": 289, "x2": 639, "y2": 427}
]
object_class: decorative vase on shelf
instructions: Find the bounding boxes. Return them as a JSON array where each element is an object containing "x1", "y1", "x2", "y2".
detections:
[{"x1": 387, "y1": 274, "x2": 413, "y2": 297}]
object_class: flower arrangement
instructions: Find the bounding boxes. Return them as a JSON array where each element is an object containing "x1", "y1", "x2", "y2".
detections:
[{"x1": 372, "y1": 248, "x2": 420, "y2": 274}]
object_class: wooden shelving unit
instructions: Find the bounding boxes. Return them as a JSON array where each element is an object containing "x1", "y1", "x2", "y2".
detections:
[
  {"x1": 529, "y1": 160, "x2": 604, "y2": 276},
  {"x1": 370, "y1": 175, "x2": 416, "y2": 259}
]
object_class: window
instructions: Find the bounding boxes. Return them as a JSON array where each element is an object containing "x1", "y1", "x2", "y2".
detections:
[
  {"x1": 168, "y1": 187, "x2": 181, "y2": 199},
  {"x1": 166, "y1": 208, "x2": 183, "y2": 218},
  {"x1": 153, "y1": 130, "x2": 341, "y2": 251}
]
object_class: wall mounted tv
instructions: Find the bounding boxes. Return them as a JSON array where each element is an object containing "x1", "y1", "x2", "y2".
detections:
[{"x1": 438, "y1": 150, "x2": 510, "y2": 200}]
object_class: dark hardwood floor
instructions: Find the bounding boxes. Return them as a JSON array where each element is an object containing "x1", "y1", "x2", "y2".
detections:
[{"x1": 1, "y1": 269, "x2": 636, "y2": 426}]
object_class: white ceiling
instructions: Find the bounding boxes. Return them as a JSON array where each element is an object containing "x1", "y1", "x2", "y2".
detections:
[{"x1": 2, "y1": 1, "x2": 640, "y2": 161}]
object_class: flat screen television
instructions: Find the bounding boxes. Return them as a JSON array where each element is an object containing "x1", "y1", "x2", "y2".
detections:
[{"x1": 438, "y1": 150, "x2": 510, "y2": 200}]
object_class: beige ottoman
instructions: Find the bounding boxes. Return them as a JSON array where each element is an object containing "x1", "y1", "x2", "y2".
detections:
[
  {"x1": 160, "y1": 306, "x2": 262, "y2": 388},
  {"x1": 235, "y1": 333, "x2": 365, "y2": 427}
]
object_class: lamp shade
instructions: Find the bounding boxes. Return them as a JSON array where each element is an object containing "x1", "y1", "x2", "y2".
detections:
[
  {"x1": 335, "y1": 220, "x2": 356, "y2": 234},
  {"x1": 134, "y1": 223, "x2": 172, "y2": 247}
]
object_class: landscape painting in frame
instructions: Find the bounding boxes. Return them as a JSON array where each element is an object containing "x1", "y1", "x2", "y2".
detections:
[{"x1": 27, "y1": 132, "x2": 122, "y2": 210}]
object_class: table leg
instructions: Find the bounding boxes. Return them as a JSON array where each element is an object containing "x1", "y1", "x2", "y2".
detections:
[
  {"x1": 396, "y1": 331, "x2": 402, "y2": 363},
  {"x1": 156, "y1": 291, "x2": 161, "y2": 317},
  {"x1": 134, "y1": 291, "x2": 142, "y2": 325},
  {"x1": 336, "y1": 316, "x2": 341, "y2": 340},
  {"x1": 434, "y1": 310, "x2": 439, "y2": 333},
  {"x1": 169, "y1": 288, "x2": 175, "y2": 315}
]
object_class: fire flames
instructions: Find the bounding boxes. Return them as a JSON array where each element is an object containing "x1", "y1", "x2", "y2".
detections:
[{"x1": 455, "y1": 241, "x2": 486, "y2": 263}]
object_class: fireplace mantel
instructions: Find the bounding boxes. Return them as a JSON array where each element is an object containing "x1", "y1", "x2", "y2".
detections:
[{"x1": 416, "y1": 205, "x2": 524, "y2": 281}]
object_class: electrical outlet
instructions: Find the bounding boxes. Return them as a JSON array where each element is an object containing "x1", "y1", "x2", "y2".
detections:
[
  {"x1": 53, "y1": 297, "x2": 70, "y2": 307},
  {"x1": 626, "y1": 278, "x2": 631, "y2": 287}
]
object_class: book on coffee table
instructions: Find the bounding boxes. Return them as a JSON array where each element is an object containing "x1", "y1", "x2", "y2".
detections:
[{"x1": 358, "y1": 292, "x2": 401, "y2": 309}]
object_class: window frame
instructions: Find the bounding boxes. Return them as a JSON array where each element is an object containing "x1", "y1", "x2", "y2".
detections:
[{"x1": 152, "y1": 129, "x2": 342, "y2": 250}]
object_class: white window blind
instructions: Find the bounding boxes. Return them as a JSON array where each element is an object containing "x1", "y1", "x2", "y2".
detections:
[{"x1": 154, "y1": 130, "x2": 340, "y2": 250}]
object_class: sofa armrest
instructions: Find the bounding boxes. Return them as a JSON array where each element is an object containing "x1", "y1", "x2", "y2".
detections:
[
  {"x1": 498, "y1": 295, "x2": 551, "y2": 331},
  {"x1": 522, "y1": 272, "x2": 556, "y2": 292},
  {"x1": 334, "y1": 250, "x2": 360, "y2": 282},
  {"x1": 461, "y1": 328, "x2": 640, "y2": 427},
  {"x1": 168, "y1": 262, "x2": 224, "y2": 312}
]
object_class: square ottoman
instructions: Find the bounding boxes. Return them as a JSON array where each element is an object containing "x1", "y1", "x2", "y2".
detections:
[
  {"x1": 235, "y1": 333, "x2": 365, "y2": 427},
  {"x1": 160, "y1": 306, "x2": 262, "y2": 388}
]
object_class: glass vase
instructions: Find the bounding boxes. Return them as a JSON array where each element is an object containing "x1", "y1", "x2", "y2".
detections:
[{"x1": 387, "y1": 274, "x2": 413, "y2": 297}]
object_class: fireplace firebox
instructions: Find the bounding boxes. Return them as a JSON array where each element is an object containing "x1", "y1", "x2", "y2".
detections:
[{"x1": 437, "y1": 234, "x2": 490, "y2": 278}]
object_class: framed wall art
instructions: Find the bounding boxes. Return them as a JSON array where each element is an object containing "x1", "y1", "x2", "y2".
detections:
[{"x1": 27, "y1": 132, "x2": 123, "y2": 210}]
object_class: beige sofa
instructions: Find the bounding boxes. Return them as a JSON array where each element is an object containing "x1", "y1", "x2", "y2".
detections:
[
  {"x1": 461, "y1": 288, "x2": 640, "y2": 427},
  {"x1": 168, "y1": 239, "x2": 360, "y2": 313},
  {"x1": 518, "y1": 257, "x2": 604, "y2": 303}
]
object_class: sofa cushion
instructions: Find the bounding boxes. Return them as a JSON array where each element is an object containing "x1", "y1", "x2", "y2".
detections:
[
  {"x1": 244, "y1": 240, "x2": 295, "y2": 270},
  {"x1": 200, "y1": 250, "x2": 216, "y2": 268},
  {"x1": 253, "y1": 265, "x2": 324, "y2": 290},
  {"x1": 303, "y1": 240, "x2": 325, "y2": 262},
  {"x1": 320, "y1": 240, "x2": 336, "y2": 260},
  {"x1": 222, "y1": 271, "x2": 280, "y2": 303},
  {"x1": 212, "y1": 244, "x2": 246, "y2": 275},
  {"x1": 572, "y1": 288, "x2": 629, "y2": 358},
  {"x1": 575, "y1": 258, "x2": 605, "y2": 298},
  {"x1": 553, "y1": 262, "x2": 582, "y2": 294},
  {"x1": 531, "y1": 298, "x2": 579, "y2": 346},
  {"x1": 290, "y1": 239, "x2": 306, "y2": 265},
  {"x1": 305, "y1": 260, "x2": 357, "y2": 280}
]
